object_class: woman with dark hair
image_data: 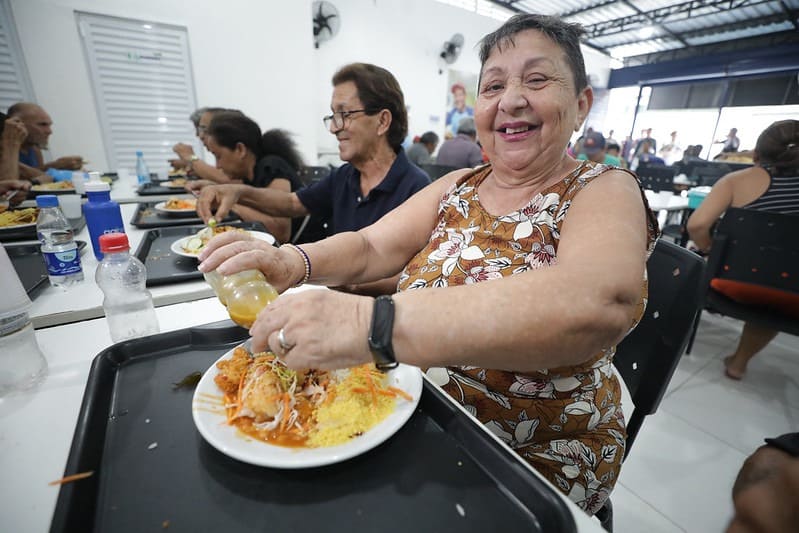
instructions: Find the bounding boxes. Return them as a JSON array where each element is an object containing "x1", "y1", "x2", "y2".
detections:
[
  {"x1": 199, "y1": 15, "x2": 658, "y2": 513},
  {"x1": 200, "y1": 111, "x2": 304, "y2": 243},
  {"x1": 688, "y1": 120, "x2": 799, "y2": 380}
]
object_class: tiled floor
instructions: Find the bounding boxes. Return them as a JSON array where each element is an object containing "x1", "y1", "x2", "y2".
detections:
[{"x1": 611, "y1": 311, "x2": 799, "y2": 533}]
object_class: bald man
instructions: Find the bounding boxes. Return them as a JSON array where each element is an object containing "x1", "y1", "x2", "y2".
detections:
[{"x1": 8, "y1": 102, "x2": 84, "y2": 172}]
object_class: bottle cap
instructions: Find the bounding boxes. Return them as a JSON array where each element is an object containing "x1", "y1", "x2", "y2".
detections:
[
  {"x1": 0, "y1": 244, "x2": 32, "y2": 324},
  {"x1": 99, "y1": 232, "x2": 130, "y2": 253},
  {"x1": 84, "y1": 181, "x2": 111, "y2": 193},
  {"x1": 35, "y1": 195, "x2": 59, "y2": 208}
]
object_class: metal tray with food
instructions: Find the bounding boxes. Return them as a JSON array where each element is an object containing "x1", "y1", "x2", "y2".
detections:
[
  {"x1": 129, "y1": 201, "x2": 237, "y2": 229},
  {"x1": 50, "y1": 322, "x2": 577, "y2": 533},
  {"x1": 133, "y1": 221, "x2": 268, "y2": 287},
  {"x1": 0, "y1": 208, "x2": 85, "y2": 243},
  {"x1": 6, "y1": 240, "x2": 87, "y2": 300}
]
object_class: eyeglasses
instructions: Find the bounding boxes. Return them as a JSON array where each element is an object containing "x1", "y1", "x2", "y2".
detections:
[{"x1": 322, "y1": 109, "x2": 377, "y2": 130}]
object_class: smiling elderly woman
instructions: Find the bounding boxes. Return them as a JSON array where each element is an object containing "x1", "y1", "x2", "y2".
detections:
[{"x1": 198, "y1": 14, "x2": 657, "y2": 514}]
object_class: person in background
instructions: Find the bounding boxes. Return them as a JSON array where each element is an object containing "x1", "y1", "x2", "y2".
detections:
[
  {"x1": 605, "y1": 129, "x2": 618, "y2": 146},
  {"x1": 187, "y1": 111, "x2": 304, "y2": 244},
  {"x1": 406, "y1": 131, "x2": 439, "y2": 166},
  {"x1": 727, "y1": 433, "x2": 799, "y2": 533},
  {"x1": 631, "y1": 127, "x2": 657, "y2": 163},
  {"x1": 171, "y1": 107, "x2": 235, "y2": 184},
  {"x1": 197, "y1": 62, "x2": 430, "y2": 295},
  {"x1": 630, "y1": 139, "x2": 665, "y2": 170},
  {"x1": 198, "y1": 14, "x2": 657, "y2": 514},
  {"x1": 716, "y1": 127, "x2": 741, "y2": 154},
  {"x1": 435, "y1": 117, "x2": 483, "y2": 169},
  {"x1": 577, "y1": 131, "x2": 621, "y2": 166},
  {"x1": 0, "y1": 179, "x2": 31, "y2": 206},
  {"x1": 606, "y1": 142, "x2": 627, "y2": 168},
  {"x1": 7, "y1": 103, "x2": 84, "y2": 172},
  {"x1": 445, "y1": 82, "x2": 474, "y2": 137},
  {"x1": 0, "y1": 112, "x2": 26, "y2": 181},
  {"x1": 686, "y1": 120, "x2": 799, "y2": 380},
  {"x1": 659, "y1": 130, "x2": 682, "y2": 166}
]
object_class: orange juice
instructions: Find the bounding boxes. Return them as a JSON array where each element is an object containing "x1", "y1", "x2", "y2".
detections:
[
  {"x1": 216, "y1": 270, "x2": 267, "y2": 306},
  {"x1": 226, "y1": 280, "x2": 279, "y2": 328}
]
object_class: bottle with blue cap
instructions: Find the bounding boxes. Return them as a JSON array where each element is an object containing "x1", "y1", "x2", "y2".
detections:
[
  {"x1": 135, "y1": 151, "x2": 151, "y2": 185},
  {"x1": 83, "y1": 179, "x2": 124, "y2": 260},
  {"x1": 35, "y1": 194, "x2": 84, "y2": 287}
]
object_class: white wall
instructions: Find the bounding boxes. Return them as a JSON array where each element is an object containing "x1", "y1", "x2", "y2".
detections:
[
  {"x1": 11, "y1": 0, "x2": 317, "y2": 170},
  {"x1": 11, "y1": 0, "x2": 612, "y2": 170}
]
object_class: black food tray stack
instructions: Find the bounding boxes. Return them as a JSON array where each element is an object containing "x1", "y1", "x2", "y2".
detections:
[{"x1": 51, "y1": 322, "x2": 577, "y2": 533}]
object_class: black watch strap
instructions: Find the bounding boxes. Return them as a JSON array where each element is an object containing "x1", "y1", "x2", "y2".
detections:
[{"x1": 368, "y1": 295, "x2": 398, "y2": 371}]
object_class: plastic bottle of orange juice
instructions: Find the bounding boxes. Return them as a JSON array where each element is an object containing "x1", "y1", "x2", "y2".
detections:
[{"x1": 203, "y1": 269, "x2": 278, "y2": 328}]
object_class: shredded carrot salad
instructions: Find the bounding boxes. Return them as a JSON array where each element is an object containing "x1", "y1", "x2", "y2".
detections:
[{"x1": 214, "y1": 347, "x2": 411, "y2": 448}]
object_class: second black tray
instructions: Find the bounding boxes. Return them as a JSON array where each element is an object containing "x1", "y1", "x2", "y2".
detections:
[
  {"x1": 137, "y1": 180, "x2": 193, "y2": 196},
  {"x1": 51, "y1": 322, "x2": 577, "y2": 533},
  {"x1": 130, "y1": 202, "x2": 238, "y2": 229},
  {"x1": 133, "y1": 221, "x2": 268, "y2": 286},
  {"x1": 7, "y1": 240, "x2": 87, "y2": 300},
  {"x1": 0, "y1": 215, "x2": 85, "y2": 243}
]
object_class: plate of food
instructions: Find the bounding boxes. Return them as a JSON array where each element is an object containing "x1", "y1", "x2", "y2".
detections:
[
  {"x1": 0, "y1": 207, "x2": 38, "y2": 229},
  {"x1": 170, "y1": 225, "x2": 275, "y2": 258},
  {"x1": 154, "y1": 197, "x2": 197, "y2": 215},
  {"x1": 192, "y1": 345, "x2": 422, "y2": 468},
  {"x1": 165, "y1": 178, "x2": 188, "y2": 188},
  {"x1": 31, "y1": 181, "x2": 75, "y2": 193}
]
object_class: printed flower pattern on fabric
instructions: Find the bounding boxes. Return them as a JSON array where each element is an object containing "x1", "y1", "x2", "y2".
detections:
[{"x1": 397, "y1": 162, "x2": 659, "y2": 515}]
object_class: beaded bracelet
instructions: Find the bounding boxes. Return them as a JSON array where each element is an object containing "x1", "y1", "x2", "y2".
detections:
[{"x1": 281, "y1": 243, "x2": 312, "y2": 287}]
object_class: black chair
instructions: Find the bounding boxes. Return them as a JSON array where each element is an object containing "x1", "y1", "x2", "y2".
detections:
[
  {"x1": 685, "y1": 208, "x2": 799, "y2": 354},
  {"x1": 637, "y1": 165, "x2": 677, "y2": 193},
  {"x1": 595, "y1": 239, "x2": 705, "y2": 531},
  {"x1": 291, "y1": 166, "x2": 335, "y2": 244},
  {"x1": 692, "y1": 163, "x2": 729, "y2": 187},
  {"x1": 419, "y1": 163, "x2": 459, "y2": 181},
  {"x1": 297, "y1": 165, "x2": 333, "y2": 186}
]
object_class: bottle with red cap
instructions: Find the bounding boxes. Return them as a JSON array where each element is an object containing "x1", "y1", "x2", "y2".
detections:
[{"x1": 95, "y1": 233, "x2": 159, "y2": 342}]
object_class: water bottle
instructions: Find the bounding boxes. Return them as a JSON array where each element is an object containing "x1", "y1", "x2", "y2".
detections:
[
  {"x1": 203, "y1": 269, "x2": 278, "y2": 328},
  {"x1": 95, "y1": 233, "x2": 160, "y2": 343},
  {"x1": 35, "y1": 195, "x2": 84, "y2": 288},
  {"x1": 0, "y1": 244, "x2": 48, "y2": 395},
  {"x1": 83, "y1": 180, "x2": 124, "y2": 260},
  {"x1": 136, "y1": 151, "x2": 151, "y2": 185}
]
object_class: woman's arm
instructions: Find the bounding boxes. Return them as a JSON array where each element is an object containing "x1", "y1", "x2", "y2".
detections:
[
  {"x1": 197, "y1": 183, "x2": 309, "y2": 222},
  {"x1": 232, "y1": 178, "x2": 293, "y2": 244},
  {"x1": 686, "y1": 176, "x2": 734, "y2": 252}
]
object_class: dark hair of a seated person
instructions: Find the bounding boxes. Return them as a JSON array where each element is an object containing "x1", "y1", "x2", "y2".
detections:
[
  {"x1": 478, "y1": 13, "x2": 588, "y2": 96},
  {"x1": 420, "y1": 131, "x2": 439, "y2": 146},
  {"x1": 0, "y1": 111, "x2": 6, "y2": 137},
  {"x1": 331, "y1": 63, "x2": 408, "y2": 154},
  {"x1": 606, "y1": 142, "x2": 620, "y2": 152},
  {"x1": 755, "y1": 119, "x2": 799, "y2": 176},
  {"x1": 207, "y1": 111, "x2": 303, "y2": 171}
]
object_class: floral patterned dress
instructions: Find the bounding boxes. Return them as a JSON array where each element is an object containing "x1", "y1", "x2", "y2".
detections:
[{"x1": 397, "y1": 161, "x2": 658, "y2": 514}]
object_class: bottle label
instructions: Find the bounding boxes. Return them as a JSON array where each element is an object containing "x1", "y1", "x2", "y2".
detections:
[{"x1": 42, "y1": 249, "x2": 82, "y2": 276}]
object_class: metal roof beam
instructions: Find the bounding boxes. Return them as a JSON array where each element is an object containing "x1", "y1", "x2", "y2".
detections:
[
  {"x1": 777, "y1": 1, "x2": 799, "y2": 30},
  {"x1": 582, "y1": 0, "x2": 774, "y2": 39},
  {"x1": 484, "y1": 0, "x2": 524, "y2": 14},
  {"x1": 620, "y1": 0, "x2": 691, "y2": 47},
  {"x1": 559, "y1": 0, "x2": 620, "y2": 18}
]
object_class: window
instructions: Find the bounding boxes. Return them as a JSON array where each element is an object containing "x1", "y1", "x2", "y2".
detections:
[
  {"x1": 0, "y1": 0, "x2": 35, "y2": 111},
  {"x1": 76, "y1": 12, "x2": 199, "y2": 175}
]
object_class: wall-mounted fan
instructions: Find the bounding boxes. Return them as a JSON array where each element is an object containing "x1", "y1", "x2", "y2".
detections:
[
  {"x1": 438, "y1": 33, "x2": 464, "y2": 74},
  {"x1": 312, "y1": 1, "x2": 340, "y2": 49}
]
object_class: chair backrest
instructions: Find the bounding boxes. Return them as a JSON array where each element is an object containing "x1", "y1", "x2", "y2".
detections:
[
  {"x1": 613, "y1": 239, "x2": 705, "y2": 456},
  {"x1": 291, "y1": 166, "x2": 334, "y2": 244},
  {"x1": 297, "y1": 165, "x2": 333, "y2": 187},
  {"x1": 704, "y1": 208, "x2": 799, "y2": 295},
  {"x1": 692, "y1": 163, "x2": 729, "y2": 187},
  {"x1": 420, "y1": 163, "x2": 459, "y2": 181},
  {"x1": 636, "y1": 165, "x2": 677, "y2": 192}
]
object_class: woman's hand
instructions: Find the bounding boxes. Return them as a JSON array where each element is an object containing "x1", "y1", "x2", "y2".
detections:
[
  {"x1": 51, "y1": 156, "x2": 84, "y2": 170},
  {"x1": 197, "y1": 231, "x2": 305, "y2": 293},
  {"x1": 196, "y1": 183, "x2": 245, "y2": 222},
  {"x1": 184, "y1": 179, "x2": 214, "y2": 194},
  {"x1": 172, "y1": 143, "x2": 195, "y2": 160},
  {"x1": 250, "y1": 289, "x2": 374, "y2": 371},
  {"x1": 0, "y1": 180, "x2": 31, "y2": 206}
]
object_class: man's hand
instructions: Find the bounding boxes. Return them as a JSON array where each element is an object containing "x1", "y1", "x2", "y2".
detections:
[
  {"x1": 196, "y1": 183, "x2": 245, "y2": 223},
  {"x1": 49, "y1": 156, "x2": 84, "y2": 170},
  {"x1": 2, "y1": 118, "x2": 27, "y2": 146},
  {"x1": 172, "y1": 143, "x2": 195, "y2": 160},
  {"x1": 0, "y1": 180, "x2": 31, "y2": 206}
]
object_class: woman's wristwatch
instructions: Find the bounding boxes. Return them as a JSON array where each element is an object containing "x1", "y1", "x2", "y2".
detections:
[
  {"x1": 368, "y1": 295, "x2": 398, "y2": 371},
  {"x1": 186, "y1": 154, "x2": 200, "y2": 170}
]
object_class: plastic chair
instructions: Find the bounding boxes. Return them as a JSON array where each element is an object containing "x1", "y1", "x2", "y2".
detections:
[
  {"x1": 419, "y1": 163, "x2": 459, "y2": 181},
  {"x1": 685, "y1": 208, "x2": 799, "y2": 354},
  {"x1": 595, "y1": 239, "x2": 705, "y2": 531}
]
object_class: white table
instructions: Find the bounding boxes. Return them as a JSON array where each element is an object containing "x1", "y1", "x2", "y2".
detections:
[
  {"x1": 1, "y1": 293, "x2": 605, "y2": 533},
  {"x1": 29, "y1": 203, "x2": 213, "y2": 329},
  {"x1": 644, "y1": 189, "x2": 691, "y2": 212}
]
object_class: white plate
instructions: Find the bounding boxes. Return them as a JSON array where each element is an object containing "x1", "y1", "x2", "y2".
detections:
[
  {"x1": 170, "y1": 229, "x2": 275, "y2": 258},
  {"x1": 154, "y1": 200, "x2": 197, "y2": 214},
  {"x1": 192, "y1": 345, "x2": 422, "y2": 468}
]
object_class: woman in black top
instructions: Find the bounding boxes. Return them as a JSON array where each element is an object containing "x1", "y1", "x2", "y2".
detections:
[{"x1": 202, "y1": 111, "x2": 304, "y2": 243}]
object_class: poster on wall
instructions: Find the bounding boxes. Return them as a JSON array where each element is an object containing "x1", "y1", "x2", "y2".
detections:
[{"x1": 446, "y1": 69, "x2": 478, "y2": 138}]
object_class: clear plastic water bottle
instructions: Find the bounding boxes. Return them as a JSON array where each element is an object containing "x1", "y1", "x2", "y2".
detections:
[
  {"x1": 95, "y1": 233, "x2": 160, "y2": 342},
  {"x1": 35, "y1": 195, "x2": 84, "y2": 288},
  {"x1": 83, "y1": 180, "x2": 124, "y2": 260},
  {"x1": 135, "y1": 151, "x2": 151, "y2": 185}
]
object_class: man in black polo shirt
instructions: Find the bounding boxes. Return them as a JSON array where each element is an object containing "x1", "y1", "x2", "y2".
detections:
[{"x1": 197, "y1": 63, "x2": 430, "y2": 295}]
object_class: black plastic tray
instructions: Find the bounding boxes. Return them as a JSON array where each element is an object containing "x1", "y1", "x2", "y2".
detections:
[
  {"x1": 51, "y1": 322, "x2": 577, "y2": 533},
  {"x1": 7, "y1": 240, "x2": 87, "y2": 300},
  {"x1": 137, "y1": 180, "x2": 193, "y2": 196},
  {"x1": 134, "y1": 221, "x2": 268, "y2": 287},
  {"x1": 129, "y1": 201, "x2": 237, "y2": 229},
  {"x1": 0, "y1": 215, "x2": 85, "y2": 243}
]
